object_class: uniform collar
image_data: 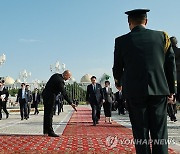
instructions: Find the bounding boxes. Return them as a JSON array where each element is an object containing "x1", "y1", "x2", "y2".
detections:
[{"x1": 131, "y1": 25, "x2": 146, "y2": 32}]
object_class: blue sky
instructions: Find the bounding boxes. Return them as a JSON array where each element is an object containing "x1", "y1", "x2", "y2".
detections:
[{"x1": 0, "y1": 0, "x2": 180, "y2": 83}]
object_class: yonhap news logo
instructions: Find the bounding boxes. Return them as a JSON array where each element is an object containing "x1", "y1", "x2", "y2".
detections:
[
  {"x1": 106, "y1": 135, "x2": 118, "y2": 148},
  {"x1": 106, "y1": 135, "x2": 176, "y2": 148}
]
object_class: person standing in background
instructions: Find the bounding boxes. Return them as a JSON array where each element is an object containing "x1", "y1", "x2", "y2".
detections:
[
  {"x1": 115, "y1": 86, "x2": 126, "y2": 115},
  {"x1": 102, "y1": 81, "x2": 113, "y2": 123},
  {"x1": 170, "y1": 36, "x2": 180, "y2": 101},
  {"x1": 16, "y1": 83, "x2": 29, "y2": 120},
  {"x1": 26, "y1": 85, "x2": 32, "y2": 118},
  {"x1": 54, "y1": 92, "x2": 63, "y2": 115},
  {"x1": 167, "y1": 36, "x2": 180, "y2": 122},
  {"x1": 0, "y1": 80, "x2": 9, "y2": 120},
  {"x1": 32, "y1": 88, "x2": 41, "y2": 115}
]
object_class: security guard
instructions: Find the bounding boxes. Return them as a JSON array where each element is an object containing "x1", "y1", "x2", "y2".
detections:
[
  {"x1": 113, "y1": 9, "x2": 176, "y2": 154},
  {"x1": 170, "y1": 36, "x2": 180, "y2": 101}
]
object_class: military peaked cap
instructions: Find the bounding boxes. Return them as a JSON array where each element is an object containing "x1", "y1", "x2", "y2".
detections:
[{"x1": 125, "y1": 9, "x2": 150, "y2": 18}]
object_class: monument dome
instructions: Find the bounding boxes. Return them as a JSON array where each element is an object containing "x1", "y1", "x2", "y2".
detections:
[
  {"x1": 4, "y1": 76, "x2": 15, "y2": 85},
  {"x1": 80, "y1": 74, "x2": 92, "y2": 83}
]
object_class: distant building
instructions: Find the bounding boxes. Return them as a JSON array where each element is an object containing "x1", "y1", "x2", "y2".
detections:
[
  {"x1": 79, "y1": 74, "x2": 92, "y2": 90},
  {"x1": 0, "y1": 76, "x2": 15, "y2": 89}
]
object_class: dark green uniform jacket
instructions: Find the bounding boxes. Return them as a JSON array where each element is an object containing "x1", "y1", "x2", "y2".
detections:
[{"x1": 113, "y1": 25, "x2": 176, "y2": 98}]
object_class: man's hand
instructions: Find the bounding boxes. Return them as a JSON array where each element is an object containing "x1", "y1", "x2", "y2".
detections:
[
  {"x1": 102, "y1": 99, "x2": 105, "y2": 103},
  {"x1": 71, "y1": 103, "x2": 77, "y2": 112},
  {"x1": 168, "y1": 94, "x2": 176, "y2": 104}
]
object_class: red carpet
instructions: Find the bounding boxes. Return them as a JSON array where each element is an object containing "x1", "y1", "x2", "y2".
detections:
[{"x1": 0, "y1": 107, "x2": 177, "y2": 154}]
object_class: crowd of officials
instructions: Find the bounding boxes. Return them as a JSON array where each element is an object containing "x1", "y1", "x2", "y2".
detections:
[
  {"x1": 0, "y1": 82, "x2": 65, "y2": 120},
  {"x1": 0, "y1": 66, "x2": 179, "y2": 123}
]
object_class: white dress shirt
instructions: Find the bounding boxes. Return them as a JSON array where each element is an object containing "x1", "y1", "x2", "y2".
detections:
[{"x1": 22, "y1": 88, "x2": 25, "y2": 99}]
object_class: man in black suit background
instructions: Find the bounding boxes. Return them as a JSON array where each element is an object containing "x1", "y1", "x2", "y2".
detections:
[
  {"x1": 115, "y1": 86, "x2": 126, "y2": 115},
  {"x1": 167, "y1": 36, "x2": 180, "y2": 122},
  {"x1": 86, "y1": 76, "x2": 104, "y2": 126},
  {"x1": 26, "y1": 85, "x2": 32, "y2": 118},
  {"x1": 170, "y1": 36, "x2": 180, "y2": 101},
  {"x1": 16, "y1": 83, "x2": 29, "y2": 120},
  {"x1": 53, "y1": 92, "x2": 64, "y2": 115},
  {"x1": 32, "y1": 88, "x2": 41, "y2": 115},
  {"x1": 42, "y1": 70, "x2": 77, "y2": 137},
  {"x1": 0, "y1": 80, "x2": 9, "y2": 120}
]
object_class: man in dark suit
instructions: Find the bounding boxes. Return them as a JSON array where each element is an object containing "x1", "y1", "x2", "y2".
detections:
[
  {"x1": 26, "y1": 85, "x2": 32, "y2": 118},
  {"x1": 169, "y1": 36, "x2": 179, "y2": 121},
  {"x1": 16, "y1": 83, "x2": 29, "y2": 120},
  {"x1": 0, "y1": 80, "x2": 9, "y2": 120},
  {"x1": 113, "y1": 9, "x2": 176, "y2": 154},
  {"x1": 115, "y1": 86, "x2": 126, "y2": 115},
  {"x1": 54, "y1": 92, "x2": 64, "y2": 115},
  {"x1": 42, "y1": 70, "x2": 77, "y2": 137},
  {"x1": 171, "y1": 36, "x2": 180, "y2": 101},
  {"x1": 86, "y1": 76, "x2": 104, "y2": 126},
  {"x1": 32, "y1": 88, "x2": 41, "y2": 115}
]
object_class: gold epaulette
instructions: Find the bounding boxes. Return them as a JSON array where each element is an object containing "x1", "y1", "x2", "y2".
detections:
[{"x1": 163, "y1": 31, "x2": 171, "y2": 53}]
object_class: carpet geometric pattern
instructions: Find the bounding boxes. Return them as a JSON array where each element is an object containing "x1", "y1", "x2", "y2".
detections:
[{"x1": 0, "y1": 107, "x2": 177, "y2": 154}]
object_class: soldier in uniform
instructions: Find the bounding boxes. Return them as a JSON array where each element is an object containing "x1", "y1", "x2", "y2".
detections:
[
  {"x1": 170, "y1": 36, "x2": 180, "y2": 102},
  {"x1": 113, "y1": 9, "x2": 176, "y2": 154},
  {"x1": 167, "y1": 36, "x2": 180, "y2": 122}
]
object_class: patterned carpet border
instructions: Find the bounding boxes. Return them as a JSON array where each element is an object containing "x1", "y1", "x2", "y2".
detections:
[{"x1": 0, "y1": 107, "x2": 177, "y2": 154}]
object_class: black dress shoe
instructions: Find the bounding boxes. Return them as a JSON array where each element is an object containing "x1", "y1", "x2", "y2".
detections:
[
  {"x1": 171, "y1": 118, "x2": 176, "y2": 121},
  {"x1": 48, "y1": 132, "x2": 59, "y2": 137},
  {"x1": 43, "y1": 131, "x2": 48, "y2": 135},
  {"x1": 21, "y1": 118, "x2": 24, "y2": 120},
  {"x1": 93, "y1": 122, "x2": 96, "y2": 126}
]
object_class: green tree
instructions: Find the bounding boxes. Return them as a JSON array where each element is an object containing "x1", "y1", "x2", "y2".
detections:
[
  {"x1": 65, "y1": 82, "x2": 86, "y2": 103},
  {"x1": 8, "y1": 88, "x2": 18, "y2": 97}
]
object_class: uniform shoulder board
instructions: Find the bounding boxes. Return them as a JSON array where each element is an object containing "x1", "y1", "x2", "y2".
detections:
[{"x1": 163, "y1": 31, "x2": 171, "y2": 53}]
